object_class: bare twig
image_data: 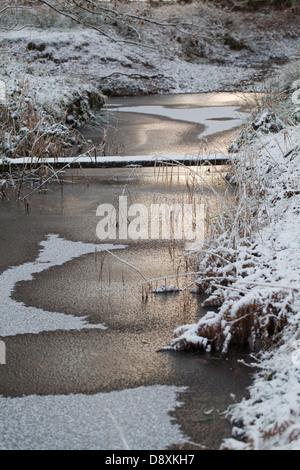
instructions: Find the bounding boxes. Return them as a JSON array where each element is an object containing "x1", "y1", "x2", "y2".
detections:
[{"x1": 105, "y1": 249, "x2": 149, "y2": 284}]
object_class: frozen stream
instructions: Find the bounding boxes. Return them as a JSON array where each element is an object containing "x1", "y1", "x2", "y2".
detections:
[
  {"x1": 82, "y1": 92, "x2": 252, "y2": 156},
  {"x1": 0, "y1": 93, "x2": 254, "y2": 450}
]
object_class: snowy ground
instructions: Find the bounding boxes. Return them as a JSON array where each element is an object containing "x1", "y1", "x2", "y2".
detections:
[
  {"x1": 222, "y1": 123, "x2": 300, "y2": 450},
  {"x1": 0, "y1": 28, "x2": 261, "y2": 98}
]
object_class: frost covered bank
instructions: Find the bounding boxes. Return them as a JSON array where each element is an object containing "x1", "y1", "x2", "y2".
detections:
[
  {"x1": 0, "y1": 54, "x2": 105, "y2": 163},
  {"x1": 168, "y1": 65, "x2": 300, "y2": 449},
  {"x1": 224, "y1": 123, "x2": 300, "y2": 450}
]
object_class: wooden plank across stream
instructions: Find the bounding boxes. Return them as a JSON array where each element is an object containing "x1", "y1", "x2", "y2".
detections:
[{"x1": 2, "y1": 153, "x2": 232, "y2": 169}]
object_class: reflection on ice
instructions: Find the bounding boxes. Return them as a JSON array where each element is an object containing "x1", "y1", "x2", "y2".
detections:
[{"x1": 109, "y1": 104, "x2": 249, "y2": 139}]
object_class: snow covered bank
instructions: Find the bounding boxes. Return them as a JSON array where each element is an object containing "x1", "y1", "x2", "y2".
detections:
[
  {"x1": 222, "y1": 124, "x2": 300, "y2": 450},
  {"x1": 166, "y1": 75, "x2": 300, "y2": 448},
  {"x1": 0, "y1": 52, "x2": 106, "y2": 166},
  {"x1": 0, "y1": 28, "x2": 259, "y2": 97},
  {"x1": 222, "y1": 335, "x2": 300, "y2": 450},
  {"x1": 170, "y1": 124, "x2": 300, "y2": 353}
]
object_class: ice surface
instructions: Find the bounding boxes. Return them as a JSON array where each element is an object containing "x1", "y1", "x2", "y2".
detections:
[{"x1": 0, "y1": 385, "x2": 188, "y2": 450}]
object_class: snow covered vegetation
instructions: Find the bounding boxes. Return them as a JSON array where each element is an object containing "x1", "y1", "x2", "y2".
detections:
[
  {"x1": 167, "y1": 61, "x2": 300, "y2": 449},
  {"x1": 0, "y1": 57, "x2": 105, "y2": 164}
]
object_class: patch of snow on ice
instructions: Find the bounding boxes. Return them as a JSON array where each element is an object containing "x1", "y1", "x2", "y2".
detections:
[
  {"x1": 0, "y1": 385, "x2": 188, "y2": 450},
  {"x1": 110, "y1": 105, "x2": 249, "y2": 138},
  {"x1": 0, "y1": 234, "x2": 126, "y2": 336}
]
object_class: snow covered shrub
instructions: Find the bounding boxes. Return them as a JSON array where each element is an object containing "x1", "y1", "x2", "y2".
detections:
[
  {"x1": 3, "y1": 96, "x2": 48, "y2": 159},
  {"x1": 269, "y1": 60, "x2": 300, "y2": 121},
  {"x1": 229, "y1": 110, "x2": 285, "y2": 152},
  {"x1": 251, "y1": 110, "x2": 285, "y2": 133},
  {"x1": 230, "y1": 61, "x2": 300, "y2": 154},
  {"x1": 229, "y1": 62, "x2": 300, "y2": 153},
  {"x1": 0, "y1": 79, "x2": 82, "y2": 162},
  {"x1": 170, "y1": 239, "x2": 293, "y2": 354}
]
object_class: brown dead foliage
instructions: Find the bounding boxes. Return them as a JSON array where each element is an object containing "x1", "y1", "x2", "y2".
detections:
[{"x1": 171, "y1": 242, "x2": 291, "y2": 354}]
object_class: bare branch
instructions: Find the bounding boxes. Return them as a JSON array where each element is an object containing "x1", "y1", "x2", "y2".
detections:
[
  {"x1": 0, "y1": 5, "x2": 34, "y2": 14},
  {"x1": 31, "y1": 0, "x2": 159, "y2": 50},
  {"x1": 99, "y1": 72, "x2": 167, "y2": 81}
]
